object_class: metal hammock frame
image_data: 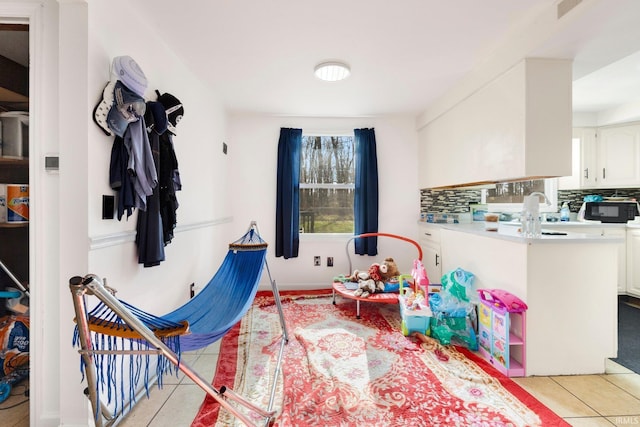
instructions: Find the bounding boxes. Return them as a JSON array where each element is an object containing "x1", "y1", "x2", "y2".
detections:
[{"x1": 70, "y1": 222, "x2": 289, "y2": 427}]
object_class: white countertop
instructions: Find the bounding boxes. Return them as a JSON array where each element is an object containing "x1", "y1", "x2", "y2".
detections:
[{"x1": 419, "y1": 221, "x2": 624, "y2": 244}]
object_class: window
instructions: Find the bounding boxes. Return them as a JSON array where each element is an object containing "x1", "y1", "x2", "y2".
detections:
[
  {"x1": 481, "y1": 179, "x2": 558, "y2": 212},
  {"x1": 299, "y1": 135, "x2": 354, "y2": 233}
]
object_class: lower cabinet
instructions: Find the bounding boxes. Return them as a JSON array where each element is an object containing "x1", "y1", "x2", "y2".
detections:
[
  {"x1": 419, "y1": 224, "x2": 442, "y2": 284},
  {"x1": 626, "y1": 228, "x2": 640, "y2": 297},
  {"x1": 606, "y1": 228, "x2": 627, "y2": 294}
]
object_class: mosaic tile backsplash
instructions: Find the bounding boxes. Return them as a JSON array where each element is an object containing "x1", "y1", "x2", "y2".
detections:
[
  {"x1": 420, "y1": 187, "x2": 640, "y2": 214},
  {"x1": 420, "y1": 189, "x2": 482, "y2": 213},
  {"x1": 557, "y1": 188, "x2": 640, "y2": 212}
]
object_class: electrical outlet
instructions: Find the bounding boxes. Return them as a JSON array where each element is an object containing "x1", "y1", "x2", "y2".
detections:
[
  {"x1": 327, "y1": 257, "x2": 334, "y2": 267},
  {"x1": 314, "y1": 256, "x2": 321, "y2": 266}
]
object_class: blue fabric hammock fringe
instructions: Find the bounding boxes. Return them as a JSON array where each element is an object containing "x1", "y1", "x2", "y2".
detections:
[{"x1": 71, "y1": 223, "x2": 285, "y2": 426}]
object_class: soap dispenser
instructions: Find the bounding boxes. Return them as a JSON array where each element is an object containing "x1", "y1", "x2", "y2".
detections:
[{"x1": 560, "y1": 202, "x2": 570, "y2": 222}]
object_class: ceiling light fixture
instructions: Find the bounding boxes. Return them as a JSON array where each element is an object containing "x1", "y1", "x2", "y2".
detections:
[{"x1": 314, "y1": 61, "x2": 351, "y2": 82}]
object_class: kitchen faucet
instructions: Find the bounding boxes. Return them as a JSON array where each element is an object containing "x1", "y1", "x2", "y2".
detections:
[
  {"x1": 528, "y1": 191, "x2": 551, "y2": 206},
  {"x1": 521, "y1": 192, "x2": 551, "y2": 238}
]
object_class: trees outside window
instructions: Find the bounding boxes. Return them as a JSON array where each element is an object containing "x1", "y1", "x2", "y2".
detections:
[
  {"x1": 482, "y1": 179, "x2": 558, "y2": 212},
  {"x1": 299, "y1": 135, "x2": 354, "y2": 233}
]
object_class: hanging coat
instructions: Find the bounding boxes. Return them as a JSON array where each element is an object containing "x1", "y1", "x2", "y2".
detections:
[
  {"x1": 136, "y1": 102, "x2": 168, "y2": 267},
  {"x1": 109, "y1": 136, "x2": 135, "y2": 221},
  {"x1": 159, "y1": 132, "x2": 180, "y2": 245}
]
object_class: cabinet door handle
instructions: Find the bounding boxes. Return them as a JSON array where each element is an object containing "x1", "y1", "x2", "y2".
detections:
[
  {"x1": 584, "y1": 168, "x2": 589, "y2": 179},
  {"x1": 435, "y1": 254, "x2": 440, "y2": 266},
  {"x1": 424, "y1": 232, "x2": 432, "y2": 237},
  {"x1": 603, "y1": 168, "x2": 606, "y2": 179}
]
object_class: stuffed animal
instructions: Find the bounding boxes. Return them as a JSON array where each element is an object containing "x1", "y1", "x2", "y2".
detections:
[
  {"x1": 353, "y1": 278, "x2": 385, "y2": 298},
  {"x1": 367, "y1": 263, "x2": 385, "y2": 281},
  {"x1": 380, "y1": 257, "x2": 400, "y2": 282},
  {"x1": 346, "y1": 264, "x2": 381, "y2": 282},
  {"x1": 347, "y1": 258, "x2": 402, "y2": 298},
  {"x1": 352, "y1": 262, "x2": 388, "y2": 297}
]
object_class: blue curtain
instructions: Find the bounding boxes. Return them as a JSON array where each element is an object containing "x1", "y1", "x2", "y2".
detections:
[
  {"x1": 354, "y1": 128, "x2": 379, "y2": 255},
  {"x1": 275, "y1": 128, "x2": 302, "y2": 258}
]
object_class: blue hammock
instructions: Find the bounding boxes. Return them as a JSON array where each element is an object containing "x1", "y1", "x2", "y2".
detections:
[
  {"x1": 71, "y1": 223, "x2": 287, "y2": 427},
  {"x1": 163, "y1": 228, "x2": 268, "y2": 350}
]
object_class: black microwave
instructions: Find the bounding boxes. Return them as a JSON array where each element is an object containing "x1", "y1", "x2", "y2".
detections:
[{"x1": 583, "y1": 201, "x2": 640, "y2": 223}]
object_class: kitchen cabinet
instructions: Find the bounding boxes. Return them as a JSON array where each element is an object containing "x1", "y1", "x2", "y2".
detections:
[
  {"x1": 418, "y1": 58, "x2": 572, "y2": 189},
  {"x1": 418, "y1": 223, "x2": 442, "y2": 283},
  {"x1": 561, "y1": 124, "x2": 640, "y2": 189},
  {"x1": 597, "y1": 124, "x2": 640, "y2": 188},
  {"x1": 626, "y1": 228, "x2": 640, "y2": 298},
  {"x1": 549, "y1": 224, "x2": 626, "y2": 293},
  {"x1": 558, "y1": 128, "x2": 597, "y2": 189}
]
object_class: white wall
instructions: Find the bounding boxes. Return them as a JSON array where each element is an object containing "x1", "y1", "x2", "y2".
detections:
[
  {"x1": 85, "y1": 0, "x2": 232, "y2": 311},
  {"x1": 22, "y1": 1, "x2": 423, "y2": 424},
  {"x1": 573, "y1": 101, "x2": 640, "y2": 128},
  {"x1": 228, "y1": 114, "x2": 421, "y2": 290},
  {"x1": 26, "y1": 0, "x2": 233, "y2": 425}
]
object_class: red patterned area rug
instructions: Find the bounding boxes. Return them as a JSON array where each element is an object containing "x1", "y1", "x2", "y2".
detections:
[{"x1": 192, "y1": 290, "x2": 568, "y2": 427}]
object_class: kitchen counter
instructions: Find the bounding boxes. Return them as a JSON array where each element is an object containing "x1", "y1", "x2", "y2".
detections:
[
  {"x1": 421, "y1": 221, "x2": 619, "y2": 376},
  {"x1": 419, "y1": 221, "x2": 624, "y2": 244}
]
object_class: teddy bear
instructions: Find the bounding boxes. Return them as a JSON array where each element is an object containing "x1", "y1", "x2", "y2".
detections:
[
  {"x1": 348, "y1": 257, "x2": 403, "y2": 298},
  {"x1": 380, "y1": 257, "x2": 400, "y2": 282}
]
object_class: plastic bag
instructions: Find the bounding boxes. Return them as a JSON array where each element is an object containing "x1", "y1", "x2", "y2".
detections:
[{"x1": 428, "y1": 268, "x2": 478, "y2": 350}]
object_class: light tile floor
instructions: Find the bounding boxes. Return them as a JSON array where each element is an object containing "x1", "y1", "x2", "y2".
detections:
[
  {"x1": 3, "y1": 343, "x2": 640, "y2": 426},
  {"x1": 115, "y1": 349, "x2": 639, "y2": 427}
]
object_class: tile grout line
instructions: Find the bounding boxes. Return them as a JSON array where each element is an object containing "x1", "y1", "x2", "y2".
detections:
[
  {"x1": 549, "y1": 374, "x2": 640, "y2": 420},
  {"x1": 548, "y1": 376, "x2": 606, "y2": 419},
  {"x1": 143, "y1": 351, "x2": 205, "y2": 427}
]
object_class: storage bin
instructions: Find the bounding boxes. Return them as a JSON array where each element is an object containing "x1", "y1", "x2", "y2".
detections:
[{"x1": 0, "y1": 112, "x2": 29, "y2": 158}]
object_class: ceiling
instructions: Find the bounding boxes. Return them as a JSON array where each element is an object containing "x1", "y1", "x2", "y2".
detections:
[{"x1": 3, "y1": 1, "x2": 640, "y2": 117}]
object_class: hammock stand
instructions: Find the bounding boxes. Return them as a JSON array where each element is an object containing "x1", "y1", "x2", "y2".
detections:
[
  {"x1": 70, "y1": 222, "x2": 288, "y2": 427},
  {"x1": 332, "y1": 232, "x2": 423, "y2": 318}
]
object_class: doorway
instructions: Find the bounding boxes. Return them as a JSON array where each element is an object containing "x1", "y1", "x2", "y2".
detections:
[
  {"x1": 0, "y1": 20, "x2": 29, "y2": 426},
  {"x1": 611, "y1": 295, "x2": 640, "y2": 374}
]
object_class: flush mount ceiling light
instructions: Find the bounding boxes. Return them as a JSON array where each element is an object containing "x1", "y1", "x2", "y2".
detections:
[{"x1": 314, "y1": 61, "x2": 351, "y2": 82}]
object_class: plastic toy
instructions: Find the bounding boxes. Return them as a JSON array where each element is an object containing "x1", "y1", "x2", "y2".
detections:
[{"x1": 477, "y1": 288, "x2": 528, "y2": 377}]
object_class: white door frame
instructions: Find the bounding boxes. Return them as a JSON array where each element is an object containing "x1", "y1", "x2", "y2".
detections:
[{"x1": 0, "y1": 2, "x2": 42, "y2": 425}]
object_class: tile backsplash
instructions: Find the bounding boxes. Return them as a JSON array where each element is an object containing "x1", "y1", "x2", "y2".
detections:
[
  {"x1": 557, "y1": 188, "x2": 640, "y2": 212},
  {"x1": 420, "y1": 187, "x2": 640, "y2": 214},
  {"x1": 420, "y1": 189, "x2": 481, "y2": 213}
]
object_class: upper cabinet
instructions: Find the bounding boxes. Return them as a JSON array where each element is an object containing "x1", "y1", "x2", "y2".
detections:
[
  {"x1": 558, "y1": 128, "x2": 597, "y2": 189},
  {"x1": 418, "y1": 58, "x2": 573, "y2": 189},
  {"x1": 597, "y1": 124, "x2": 640, "y2": 188},
  {"x1": 559, "y1": 123, "x2": 640, "y2": 189}
]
